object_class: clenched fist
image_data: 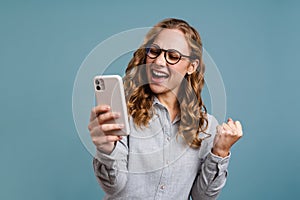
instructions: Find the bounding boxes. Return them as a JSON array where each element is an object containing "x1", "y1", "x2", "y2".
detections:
[{"x1": 212, "y1": 118, "x2": 243, "y2": 157}]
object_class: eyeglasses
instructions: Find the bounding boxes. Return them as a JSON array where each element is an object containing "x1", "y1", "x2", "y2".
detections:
[{"x1": 146, "y1": 44, "x2": 193, "y2": 65}]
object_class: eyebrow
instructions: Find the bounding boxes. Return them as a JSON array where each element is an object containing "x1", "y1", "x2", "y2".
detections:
[{"x1": 152, "y1": 43, "x2": 188, "y2": 55}]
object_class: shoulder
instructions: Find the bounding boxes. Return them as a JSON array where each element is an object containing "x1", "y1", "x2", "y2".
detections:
[
  {"x1": 197, "y1": 113, "x2": 219, "y2": 157},
  {"x1": 206, "y1": 113, "x2": 219, "y2": 132}
]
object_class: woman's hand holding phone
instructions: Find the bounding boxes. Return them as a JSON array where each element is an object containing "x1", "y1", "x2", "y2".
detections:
[{"x1": 88, "y1": 104, "x2": 124, "y2": 154}]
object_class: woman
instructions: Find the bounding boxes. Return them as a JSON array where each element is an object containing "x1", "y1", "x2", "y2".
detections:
[{"x1": 88, "y1": 18, "x2": 243, "y2": 199}]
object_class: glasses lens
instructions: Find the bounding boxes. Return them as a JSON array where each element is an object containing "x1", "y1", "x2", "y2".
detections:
[
  {"x1": 147, "y1": 45, "x2": 161, "y2": 59},
  {"x1": 166, "y1": 50, "x2": 181, "y2": 64}
]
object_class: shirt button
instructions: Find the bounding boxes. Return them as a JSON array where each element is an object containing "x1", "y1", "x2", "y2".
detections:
[
  {"x1": 160, "y1": 184, "x2": 165, "y2": 190},
  {"x1": 167, "y1": 137, "x2": 170, "y2": 141}
]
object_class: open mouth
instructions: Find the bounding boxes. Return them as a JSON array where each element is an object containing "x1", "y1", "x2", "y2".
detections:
[{"x1": 151, "y1": 69, "x2": 169, "y2": 79}]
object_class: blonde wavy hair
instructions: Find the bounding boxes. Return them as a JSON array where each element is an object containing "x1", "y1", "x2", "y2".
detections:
[{"x1": 123, "y1": 18, "x2": 209, "y2": 148}]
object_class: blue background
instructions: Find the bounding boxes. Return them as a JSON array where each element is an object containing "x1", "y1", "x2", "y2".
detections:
[{"x1": 1, "y1": 0, "x2": 299, "y2": 199}]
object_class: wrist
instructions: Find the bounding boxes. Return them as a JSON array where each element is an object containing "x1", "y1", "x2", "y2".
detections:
[
  {"x1": 97, "y1": 142, "x2": 117, "y2": 155},
  {"x1": 212, "y1": 148, "x2": 230, "y2": 158}
]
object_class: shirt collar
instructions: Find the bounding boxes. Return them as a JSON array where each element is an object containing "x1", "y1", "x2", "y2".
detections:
[{"x1": 152, "y1": 96, "x2": 181, "y2": 124}]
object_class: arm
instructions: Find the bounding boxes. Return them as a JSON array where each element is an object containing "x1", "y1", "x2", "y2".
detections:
[
  {"x1": 191, "y1": 114, "x2": 243, "y2": 199},
  {"x1": 191, "y1": 151, "x2": 230, "y2": 199},
  {"x1": 191, "y1": 115, "x2": 230, "y2": 199},
  {"x1": 93, "y1": 136, "x2": 128, "y2": 195},
  {"x1": 88, "y1": 105, "x2": 129, "y2": 196}
]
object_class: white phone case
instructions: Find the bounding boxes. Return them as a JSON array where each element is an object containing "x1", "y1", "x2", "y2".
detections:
[{"x1": 94, "y1": 75, "x2": 130, "y2": 136}]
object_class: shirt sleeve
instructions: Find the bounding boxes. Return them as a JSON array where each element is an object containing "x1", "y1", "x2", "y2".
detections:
[
  {"x1": 93, "y1": 136, "x2": 128, "y2": 196},
  {"x1": 191, "y1": 115, "x2": 231, "y2": 199}
]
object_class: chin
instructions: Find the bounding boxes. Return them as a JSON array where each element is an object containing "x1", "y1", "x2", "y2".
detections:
[{"x1": 149, "y1": 83, "x2": 169, "y2": 95}]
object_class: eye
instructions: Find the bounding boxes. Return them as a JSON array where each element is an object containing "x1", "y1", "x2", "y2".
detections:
[
  {"x1": 147, "y1": 44, "x2": 161, "y2": 58},
  {"x1": 149, "y1": 47, "x2": 160, "y2": 55},
  {"x1": 167, "y1": 50, "x2": 180, "y2": 61}
]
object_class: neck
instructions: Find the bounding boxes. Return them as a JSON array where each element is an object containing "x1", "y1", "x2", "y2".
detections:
[{"x1": 156, "y1": 92, "x2": 179, "y2": 121}]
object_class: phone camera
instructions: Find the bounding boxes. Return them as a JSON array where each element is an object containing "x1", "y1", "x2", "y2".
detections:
[{"x1": 95, "y1": 78, "x2": 105, "y2": 90}]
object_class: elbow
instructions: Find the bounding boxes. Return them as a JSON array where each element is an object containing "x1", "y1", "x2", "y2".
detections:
[
  {"x1": 98, "y1": 171, "x2": 128, "y2": 195},
  {"x1": 203, "y1": 177, "x2": 227, "y2": 198},
  {"x1": 93, "y1": 159, "x2": 128, "y2": 195}
]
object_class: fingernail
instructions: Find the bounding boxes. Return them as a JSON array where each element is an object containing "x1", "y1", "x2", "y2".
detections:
[
  {"x1": 106, "y1": 106, "x2": 110, "y2": 110},
  {"x1": 119, "y1": 124, "x2": 124, "y2": 128}
]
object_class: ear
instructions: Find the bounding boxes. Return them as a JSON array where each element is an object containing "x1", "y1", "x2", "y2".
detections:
[{"x1": 187, "y1": 59, "x2": 199, "y2": 75}]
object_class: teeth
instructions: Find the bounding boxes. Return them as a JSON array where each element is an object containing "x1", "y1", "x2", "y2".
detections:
[{"x1": 152, "y1": 70, "x2": 168, "y2": 78}]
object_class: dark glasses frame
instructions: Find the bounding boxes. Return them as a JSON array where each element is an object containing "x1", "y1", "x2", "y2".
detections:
[{"x1": 146, "y1": 43, "x2": 193, "y2": 65}]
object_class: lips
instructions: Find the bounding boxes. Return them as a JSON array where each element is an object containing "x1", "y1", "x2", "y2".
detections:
[{"x1": 151, "y1": 69, "x2": 169, "y2": 79}]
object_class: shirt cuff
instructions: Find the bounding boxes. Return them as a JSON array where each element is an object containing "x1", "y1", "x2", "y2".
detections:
[
  {"x1": 207, "y1": 151, "x2": 231, "y2": 173},
  {"x1": 94, "y1": 141, "x2": 126, "y2": 169}
]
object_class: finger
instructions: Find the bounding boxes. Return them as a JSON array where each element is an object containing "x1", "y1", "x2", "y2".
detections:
[
  {"x1": 97, "y1": 112, "x2": 120, "y2": 124},
  {"x1": 88, "y1": 118, "x2": 99, "y2": 131},
  {"x1": 216, "y1": 125, "x2": 223, "y2": 134},
  {"x1": 90, "y1": 125, "x2": 105, "y2": 137},
  {"x1": 227, "y1": 117, "x2": 233, "y2": 122},
  {"x1": 222, "y1": 123, "x2": 231, "y2": 131},
  {"x1": 90, "y1": 105, "x2": 111, "y2": 121},
  {"x1": 93, "y1": 135, "x2": 122, "y2": 145},
  {"x1": 90, "y1": 123, "x2": 124, "y2": 137},
  {"x1": 227, "y1": 119, "x2": 236, "y2": 130},
  {"x1": 221, "y1": 123, "x2": 237, "y2": 135},
  {"x1": 100, "y1": 123, "x2": 124, "y2": 133},
  {"x1": 103, "y1": 135, "x2": 122, "y2": 143},
  {"x1": 235, "y1": 121, "x2": 243, "y2": 135},
  {"x1": 94, "y1": 104, "x2": 111, "y2": 114}
]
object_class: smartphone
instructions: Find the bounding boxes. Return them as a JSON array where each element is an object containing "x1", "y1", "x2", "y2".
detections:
[{"x1": 94, "y1": 75, "x2": 130, "y2": 136}]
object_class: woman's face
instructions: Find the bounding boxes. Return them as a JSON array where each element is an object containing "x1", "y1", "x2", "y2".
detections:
[{"x1": 146, "y1": 29, "x2": 193, "y2": 96}]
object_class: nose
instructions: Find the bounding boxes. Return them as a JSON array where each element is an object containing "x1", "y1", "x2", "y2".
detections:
[{"x1": 153, "y1": 51, "x2": 166, "y2": 66}]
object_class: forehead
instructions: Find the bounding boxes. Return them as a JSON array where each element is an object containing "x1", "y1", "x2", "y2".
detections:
[{"x1": 153, "y1": 29, "x2": 190, "y2": 54}]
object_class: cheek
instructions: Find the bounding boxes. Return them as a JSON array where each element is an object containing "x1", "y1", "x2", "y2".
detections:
[
  {"x1": 145, "y1": 57, "x2": 153, "y2": 64},
  {"x1": 171, "y1": 65, "x2": 188, "y2": 76}
]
